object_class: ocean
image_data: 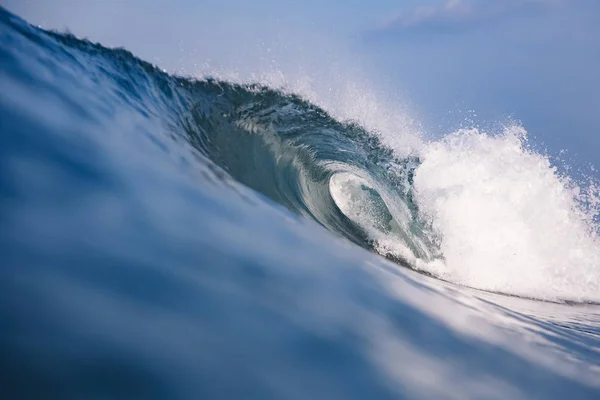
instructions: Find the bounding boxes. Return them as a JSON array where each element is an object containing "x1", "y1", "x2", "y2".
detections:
[{"x1": 1, "y1": 7, "x2": 600, "y2": 399}]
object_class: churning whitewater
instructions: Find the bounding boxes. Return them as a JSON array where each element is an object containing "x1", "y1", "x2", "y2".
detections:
[{"x1": 1, "y1": 7, "x2": 600, "y2": 399}]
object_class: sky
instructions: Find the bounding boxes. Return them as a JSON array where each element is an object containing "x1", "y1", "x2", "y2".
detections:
[{"x1": 3, "y1": 0, "x2": 600, "y2": 172}]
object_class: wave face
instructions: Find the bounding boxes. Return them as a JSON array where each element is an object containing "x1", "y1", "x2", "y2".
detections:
[
  {"x1": 1, "y1": 8, "x2": 600, "y2": 399},
  {"x1": 181, "y1": 75, "x2": 432, "y2": 260}
]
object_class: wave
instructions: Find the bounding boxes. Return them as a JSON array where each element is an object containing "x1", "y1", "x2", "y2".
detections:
[{"x1": 2, "y1": 7, "x2": 599, "y2": 303}]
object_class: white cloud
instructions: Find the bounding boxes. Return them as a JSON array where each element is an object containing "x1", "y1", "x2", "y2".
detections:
[{"x1": 378, "y1": 0, "x2": 559, "y2": 34}]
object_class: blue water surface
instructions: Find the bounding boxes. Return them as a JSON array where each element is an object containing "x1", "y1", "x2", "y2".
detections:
[{"x1": 1, "y1": 8, "x2": 599, "y2": 399}]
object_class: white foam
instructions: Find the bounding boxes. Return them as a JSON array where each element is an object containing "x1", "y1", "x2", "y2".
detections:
[{"x1": 412, "y1": 126, "x2": 600, "y2": 302}]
